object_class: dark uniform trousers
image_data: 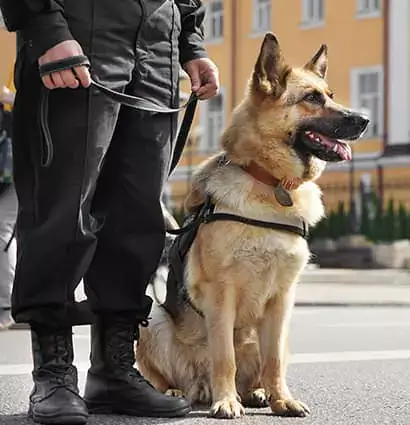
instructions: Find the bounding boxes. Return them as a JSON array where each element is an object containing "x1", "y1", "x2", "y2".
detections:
[{"x1": 11, "y1": 0, "x2": 183, "y2": 327}]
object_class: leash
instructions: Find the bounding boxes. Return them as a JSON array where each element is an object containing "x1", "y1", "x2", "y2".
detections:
[
  {"x1": 38, "y1": 55, "x2": 198, "y2": 175},
  {"x1": 2, "y1": 55, "x2": 197, "y2": 251}
]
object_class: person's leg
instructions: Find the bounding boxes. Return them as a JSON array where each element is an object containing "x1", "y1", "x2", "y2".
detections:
[
  {"x1": 82, "y1": 0, "x2": 192, "y2": 418},
  {"x1": 11, "y1": 60, "x2": 123, "y2": 329},
  {"x1": 84, "y1": 109, "x2": 173, "y2": 318},
  {"x1": 0, "y1": 184, "x2": 17, "y2": 330},
  {"x1": 11, "y1": 59, "x2": 124, "y2": 425},
  {"x1": 83, "y1": 107, "x2": 191, "y2": 418},
  {"x1": 11, "y1": 1, "x2": 142, "y2": 422}
]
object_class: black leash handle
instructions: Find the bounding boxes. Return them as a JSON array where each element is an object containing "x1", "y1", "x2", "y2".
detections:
[
  {"x1": 38, "y1": 55, "x2": 199, "y2": 174},
  {"x1": 38, "y1": 55, "x2": 197, "y2": 114}
]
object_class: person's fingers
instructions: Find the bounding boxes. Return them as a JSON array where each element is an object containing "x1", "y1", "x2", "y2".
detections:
[
  {"x1": 42, "y1": 75, "x2": 56, "y2": 90},
  {"x1": 38, "y1": 40, "x2": 90, "y2": 89},
  {"x1": 60, "y1": 69, "x2": 79, "y2": 89},
  {"x1": 50, "y1": 72, "x2": 66, "y2": 88},
  {"x1": 73, "y1": 66, "x2": 91, "y2": 88},
  {"x1": 196, "y1": 76, "x2": 219, "y2": 99},
  {"x1": 187, "y1": 67, "x2": 201, "y2": 93}
]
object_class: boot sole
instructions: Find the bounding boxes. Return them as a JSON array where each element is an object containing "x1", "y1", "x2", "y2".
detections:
[
  {"x1": 85, "y1": 400, "x2": 192, "y2": 418},
  {"x1": 29, "y1": 406, "x2": 89, "y2": 425}
]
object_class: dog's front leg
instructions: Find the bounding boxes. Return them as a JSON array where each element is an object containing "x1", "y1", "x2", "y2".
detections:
[
  {"x1": 205, "y1": 289, "x2": 245, "y2": 419},
  {"x1": 258, "y1": 284, "x2": 310, "y2": 417}
]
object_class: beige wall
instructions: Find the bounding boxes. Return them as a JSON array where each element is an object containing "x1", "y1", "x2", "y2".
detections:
[{"x1": 0, "y1": 28, "x2": 16, "y2": 88}]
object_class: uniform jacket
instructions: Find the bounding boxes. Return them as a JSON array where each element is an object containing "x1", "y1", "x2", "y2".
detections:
[
  {"x1": 0, "y1": 0, "x2": 207, "y2": 65},
  {"x1": 0, "y1": 0, "x2": 208, "y2": 107}
]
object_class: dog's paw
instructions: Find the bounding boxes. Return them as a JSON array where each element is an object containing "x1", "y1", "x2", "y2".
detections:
[
  {"x1": 243, "y1": 388, "x2": 269, "y2": 408},
  {"x1": 209, "y1": 396, "x2": 245, "y2": 419},
  {"x1": 270, "y1": 398, "x2": 310, "y2": 417},
  {"x1": 165, "y1": 388, "x2": 185, "y2": 398}
]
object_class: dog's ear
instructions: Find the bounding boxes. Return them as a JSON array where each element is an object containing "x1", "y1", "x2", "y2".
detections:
[
  {"x1": 304, "y1": 44, "x2": 328, "y2": 79},
  {"x1": 253, "y1": 33, "x2": 289, "y2": 97}
]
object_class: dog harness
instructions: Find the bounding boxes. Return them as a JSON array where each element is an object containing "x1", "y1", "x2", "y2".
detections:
[{"x1": 161, "y1": 191, "x2": 309, "y2": 321}]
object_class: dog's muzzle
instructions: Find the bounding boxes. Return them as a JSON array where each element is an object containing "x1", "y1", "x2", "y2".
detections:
[
  {"x1": 298, "y1": 131, "x2": 352, "y2": 162},
  {"x1": 296, "y1": 113, "x2": 370, "y2": 162}
]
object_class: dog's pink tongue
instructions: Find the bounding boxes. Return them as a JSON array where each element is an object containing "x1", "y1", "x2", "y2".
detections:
[
  {"x1": 314, "y1": 132, "x2": 352, "y2": 161},
  {"x1": 336, "y1": 141, "x2": 352, "y2": 161}
]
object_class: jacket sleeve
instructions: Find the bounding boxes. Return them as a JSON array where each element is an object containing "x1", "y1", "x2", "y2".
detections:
[
  {"x1": 175, "y1": 0, "x2": 208, "y2": 66},
  {"x1": 0, "y1": 0, "x2": 73, "y2": 60}
]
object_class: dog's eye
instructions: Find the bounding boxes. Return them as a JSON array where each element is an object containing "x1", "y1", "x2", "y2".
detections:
[{"x1": 303, "y1": 91, "x2": 324, "y2": 104}]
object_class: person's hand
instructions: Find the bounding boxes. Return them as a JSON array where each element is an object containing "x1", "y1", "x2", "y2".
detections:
[
  {"x1": 183, "y1": 57, "x2": 219, "y2": 100},
  {"x1": 38, "y1": 40, "x2": 91, "y2": 90}
]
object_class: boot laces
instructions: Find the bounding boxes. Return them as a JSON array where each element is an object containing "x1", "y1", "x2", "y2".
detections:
[
  {"x1": 109, "y1": 322, "x2": 155, "y2": 389},
  {"x1": 35, "y1": 365, "x2": 79, "y2": 395}
]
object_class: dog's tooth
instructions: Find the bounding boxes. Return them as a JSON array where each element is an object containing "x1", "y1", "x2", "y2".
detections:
[{"x1": 333, "y1": 144, "x2": 339, "y2": 152}]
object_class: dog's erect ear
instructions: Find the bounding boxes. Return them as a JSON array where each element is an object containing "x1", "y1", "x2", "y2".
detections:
[
  {"x1": 304, "y1": 44, "x2": 328, "y2": 79},
  {"x1": 253, "y1": 33, "x2": 289, "y2": 97}
]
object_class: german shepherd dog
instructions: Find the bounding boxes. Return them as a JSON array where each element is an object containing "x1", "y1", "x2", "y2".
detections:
[{"x1": 136, "y1": 33, "x2": 369, "y2": 419}]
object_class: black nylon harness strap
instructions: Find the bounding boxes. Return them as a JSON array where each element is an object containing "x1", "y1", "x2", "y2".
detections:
[
  {"x1": 168, "y1": 208, "x2": 308, "y2": 238},
  {"x1": 37, "y1": 55, "x2": 198, "y2": 172},
  {"x1": 163, "y1": 194, "x2": 308, "y2": 319},
  {"x1": 204, "y1": 212, "x2": 308, "y2": 238}
]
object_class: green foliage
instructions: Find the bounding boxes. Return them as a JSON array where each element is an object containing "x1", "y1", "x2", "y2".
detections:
[
  {"x1": 337, "y1": 201, "x2": 350, "y2": 236},
  {"x1": 360, "y1": 197, "x2": 371, "y2": 239},
  {"x1": 383, "y1": 198, "x2": 398, "y2": 242},
  {"x1": 310, "y1": 194, "x2": 410, "y2": 243},
  {"x1": 398, "y1": 202, "x2": 409, "y2": 240},
  {"x1": 371, "y1": 202, "x2": 384, "y2": 242}
]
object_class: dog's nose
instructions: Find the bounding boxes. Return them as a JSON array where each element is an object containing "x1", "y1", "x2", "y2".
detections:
[
  {"x1": 343, "y1": 112, "x2": 370, "y2": 131},
  {"x1": 354, "y1": 114, "x2": 370, "y2": 132}
]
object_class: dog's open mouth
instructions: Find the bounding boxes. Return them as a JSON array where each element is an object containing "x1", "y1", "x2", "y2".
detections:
[{"x1": 300, "y1": 130, "x2": 352, "y2": 162}]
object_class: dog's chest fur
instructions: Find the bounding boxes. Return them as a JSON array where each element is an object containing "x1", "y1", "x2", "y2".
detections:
[{"x1": 186, "y1": 164, "x2": 325, "y2": 327}]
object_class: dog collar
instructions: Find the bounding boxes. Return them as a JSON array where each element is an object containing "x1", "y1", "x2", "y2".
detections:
[{"x1": 241, "y1": 161, "x2": 302, "y2": 207}]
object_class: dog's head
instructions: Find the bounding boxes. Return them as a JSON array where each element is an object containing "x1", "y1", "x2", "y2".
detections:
[{"x1": 223, "y1": 33, "x2": 369, "y2": 182}]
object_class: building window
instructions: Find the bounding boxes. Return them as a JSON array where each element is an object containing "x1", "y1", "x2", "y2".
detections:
[
  {"x1": 253, "y1": 0, "x2": 272, "y2": 33},
  {"x1": 301, "y1": 0, "x2": 324, "y2": 26},
  {"x1": 351, "y1": 67, "x2": 383, "y2": 139},
  {"x1": 205, "y1": 0, "x2": 224, "y2": 41},
  {"x1": 356, "y1": 0, "x2": 380, "y2": 17},
  {"x1": 200, "y1": 90, "x2": 225, "y2": 152}
]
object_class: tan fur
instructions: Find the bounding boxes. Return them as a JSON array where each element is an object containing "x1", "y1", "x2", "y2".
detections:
[{"x1": 136, "y1": 33, "x2": 358, "y2": 419}]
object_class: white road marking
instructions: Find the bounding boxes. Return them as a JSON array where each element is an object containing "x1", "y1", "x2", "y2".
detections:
[
  {"x1": 1, "y1": 350, "x2": 409, "y2": 376},
  {"x1": 291, "y1": 350, "x2": 410, "y2": 364},
  {"x1": 322, "y1": 322, "x2": 410, "y2": 328}
]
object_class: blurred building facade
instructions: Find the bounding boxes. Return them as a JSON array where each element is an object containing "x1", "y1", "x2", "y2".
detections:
[{"x1": 1, "y1": 2, "x2": 409, "y2": 214}]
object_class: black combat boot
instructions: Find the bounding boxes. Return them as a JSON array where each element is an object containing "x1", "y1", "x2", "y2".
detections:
[
  {"x1": 83, "y1": 317, "x2": 191, "y2": 417},
  {"x1": 28, "y1": 326, "x2": 89, "y2": 424}
]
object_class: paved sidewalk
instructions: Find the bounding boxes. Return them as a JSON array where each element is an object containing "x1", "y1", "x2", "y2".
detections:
[
  {"x1": 72, "y1": 268, "x2": 410, "y2": 309},
  {"x1": 301, "y1": 267, "x2": 410, "y2": 285},
  {"x1": 297, "y1": 268, "x2": 410, "y2": 307},
  {"x1": 296, "y1": 281, "x2": 410, "y2": 307}
]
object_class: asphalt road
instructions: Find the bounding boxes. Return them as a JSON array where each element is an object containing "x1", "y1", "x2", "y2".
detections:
[{"x1": 1, "y1": 306, "x2": 409, "y2": 425}]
